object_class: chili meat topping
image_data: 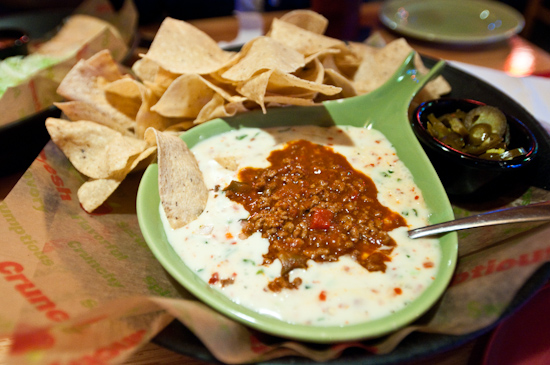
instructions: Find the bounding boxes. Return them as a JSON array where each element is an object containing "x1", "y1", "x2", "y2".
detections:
[{"x1": 225, "y1": 139, "x2": 406, "y2": 292}]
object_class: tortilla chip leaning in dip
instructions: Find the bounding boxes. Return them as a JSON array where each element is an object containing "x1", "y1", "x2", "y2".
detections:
[{"x1": 144, "y1": 128, "x2": 208, "y2": 229}]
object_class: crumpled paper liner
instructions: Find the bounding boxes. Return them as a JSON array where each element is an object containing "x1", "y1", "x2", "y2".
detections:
[
  {"x1": 0, "y1": 0, "x2": 137, "y2": 127},
  {"x1": 1, "y1": 140, "x2": 549, "y2": 364}
]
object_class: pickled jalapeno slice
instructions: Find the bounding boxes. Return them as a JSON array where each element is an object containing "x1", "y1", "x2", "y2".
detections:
[{"x1": 426, "y1": 105, "x2": 525, "y2": 161}]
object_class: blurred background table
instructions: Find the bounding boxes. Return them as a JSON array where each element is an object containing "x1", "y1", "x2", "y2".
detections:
[{"x1": 1, "y1": 1, "x2": 550, "y2": 364}]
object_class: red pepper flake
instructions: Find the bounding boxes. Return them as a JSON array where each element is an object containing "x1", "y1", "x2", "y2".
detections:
[
  {"x1": 423, "y1": 261, "x2": 434, "y2": 268},
  {"x1": 394, "y1": 287, "x2": 402, "y2": 295},
  {"x1": 225, "y1": 232, "x2": 234, "y2": 239},
  {"x1": 209, "y1": 272, "x2": 219, "y2": 285},
  {"x1": 319, "y1": 290, "x2": 327, "y2": 301},
  {"x1": 414, "y1": 195, "x2": 419, "y2": 200}
]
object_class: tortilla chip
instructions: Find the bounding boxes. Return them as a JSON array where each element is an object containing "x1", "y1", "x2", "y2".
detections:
[
  {"x1": 151, "y1": 74, "x2": 216, "y2": 118},
  {"x1": 353, "y1": 39, "x2": 436, "y2": 94},
  {"x1": 237, "y1": 68, "x2": 340, "y2": 112},
  {"x1": 214, "y1": 156, "x2": 238, "y2": 171},
  {"x1": 163, "y1": 121, "x2": 196, "y2": 134},
  {"x1": 56, "y1": 49, "x2": 136, "y2": 131},
  {"x1": 268, "y1": 69, "x2": 341, "y2": 96},
  {"x1": 332, "y1": 51, "x2": 362, "y2": 79},
  {"x1": 293, "y1": 58, "x2": 325, "y2": 84},
  {"x1": 321, "y1": 53, "x2": 342, "y2": 74},
  {"x1": 143, "y1": 67, "x2": 180, "y2": 98},
  {"x1": 264, "y1": 95, "x2": 315, "y2": 107},
  {"x1": 135, "y1": 87, "x2": 182, "y2": 138},
  {"x1": 278, "y1": 10, "x2": 329, "y2": 34},
  {"x1": 352, "y1": 38, "x2": 451, "y2": 102},
  {"x1": 321, "y1": 68, "x2": 358, "y2": 99},
  {"x1": 235, "y1": 71, "x2": 271, "y2": 112},
  {"x1": 193, "y1": 94, "x2": 245, "y2": 125},
  {"x1": 45, "y1": 117, "x2": 147, "y2": 179},
  {"x1": 268, "y1": 18, "x2": 344, "y2": 56},
  {"x1": 129, "y1": 146, "x2": 158, "y2": 173},
  {"x1": 77, "y1": 145, "x2": 156, "y2": 212},
  {"x1": 142, "y1": 17, "x2": 234, "y2": 75},
  {"x1": 303, "y1": 48, "x2": 340, "y2": 64},
  {"x1": 131, "y1": 58, "x2": 159, "y2": 83},
  {"x1": 54, "y1": 101, "x2": 134, "y2": 136},
  {"x1": 104, "y1": 77, "x2": 147, "y2": 119},
  {"x1": 200, "y1": 76, "x2": 246, "y2": 103},
  {"x1": 78, "y1": 178, "x2": 122, "y2": 212},
  {"x1": 145, "y1": 128, "x2": 208, "y2": 229},
  {"x1": 221, "y1": 37, "x2": 305, "y2": 82}
]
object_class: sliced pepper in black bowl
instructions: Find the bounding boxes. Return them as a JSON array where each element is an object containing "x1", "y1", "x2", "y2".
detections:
[{"x1": 412, "y1": 98, "x2": 539, "y2": 196}]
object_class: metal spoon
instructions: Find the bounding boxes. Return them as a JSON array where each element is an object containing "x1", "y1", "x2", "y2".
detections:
[{"x1": 408, "y1": 201, "x2": 550, "y2": 239}]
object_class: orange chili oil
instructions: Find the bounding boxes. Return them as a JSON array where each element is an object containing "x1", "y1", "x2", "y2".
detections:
[{"x1": 224, "y1": 139, "x2": 406, "y2": 291}]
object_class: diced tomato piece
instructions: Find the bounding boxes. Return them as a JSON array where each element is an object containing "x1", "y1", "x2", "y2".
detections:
[
  {"x1": 310, "y1": 208, "x2": 333, "y2": 229},
  {"x1": 209, "y1": 272, "x2": 219, "y2": 285}
]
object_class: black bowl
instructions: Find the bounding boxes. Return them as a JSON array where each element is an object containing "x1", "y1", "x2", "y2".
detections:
[
  {"x1": 0, "y1": 28, "x2": 29, "y2": 59},
  {"x1": 412, "y1": 98, "x2": 539, "y2": 196}
]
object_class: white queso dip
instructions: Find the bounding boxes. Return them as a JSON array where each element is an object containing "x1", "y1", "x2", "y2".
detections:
[{"x1": 161, "y1": 125, "x2": 441, "y2": 326}]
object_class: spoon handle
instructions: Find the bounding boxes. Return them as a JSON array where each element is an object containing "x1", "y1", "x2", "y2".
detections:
[{"x1": 408, "y1": 201, "x2": 550, "y2": 239}]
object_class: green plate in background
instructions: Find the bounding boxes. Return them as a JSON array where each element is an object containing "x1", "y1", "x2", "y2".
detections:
[{"x1": 379, "y1": 0, "x2": 525, "y2": 45}]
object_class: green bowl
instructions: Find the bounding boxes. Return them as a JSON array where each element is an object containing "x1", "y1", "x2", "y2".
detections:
[{"x1": 137, "y1": 52, "x2": 458, "y2": 343}]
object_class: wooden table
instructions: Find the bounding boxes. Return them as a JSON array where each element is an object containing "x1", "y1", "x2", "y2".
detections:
[{"x1": 1, "y1": 2, "x2": 549, "y2": 364}]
